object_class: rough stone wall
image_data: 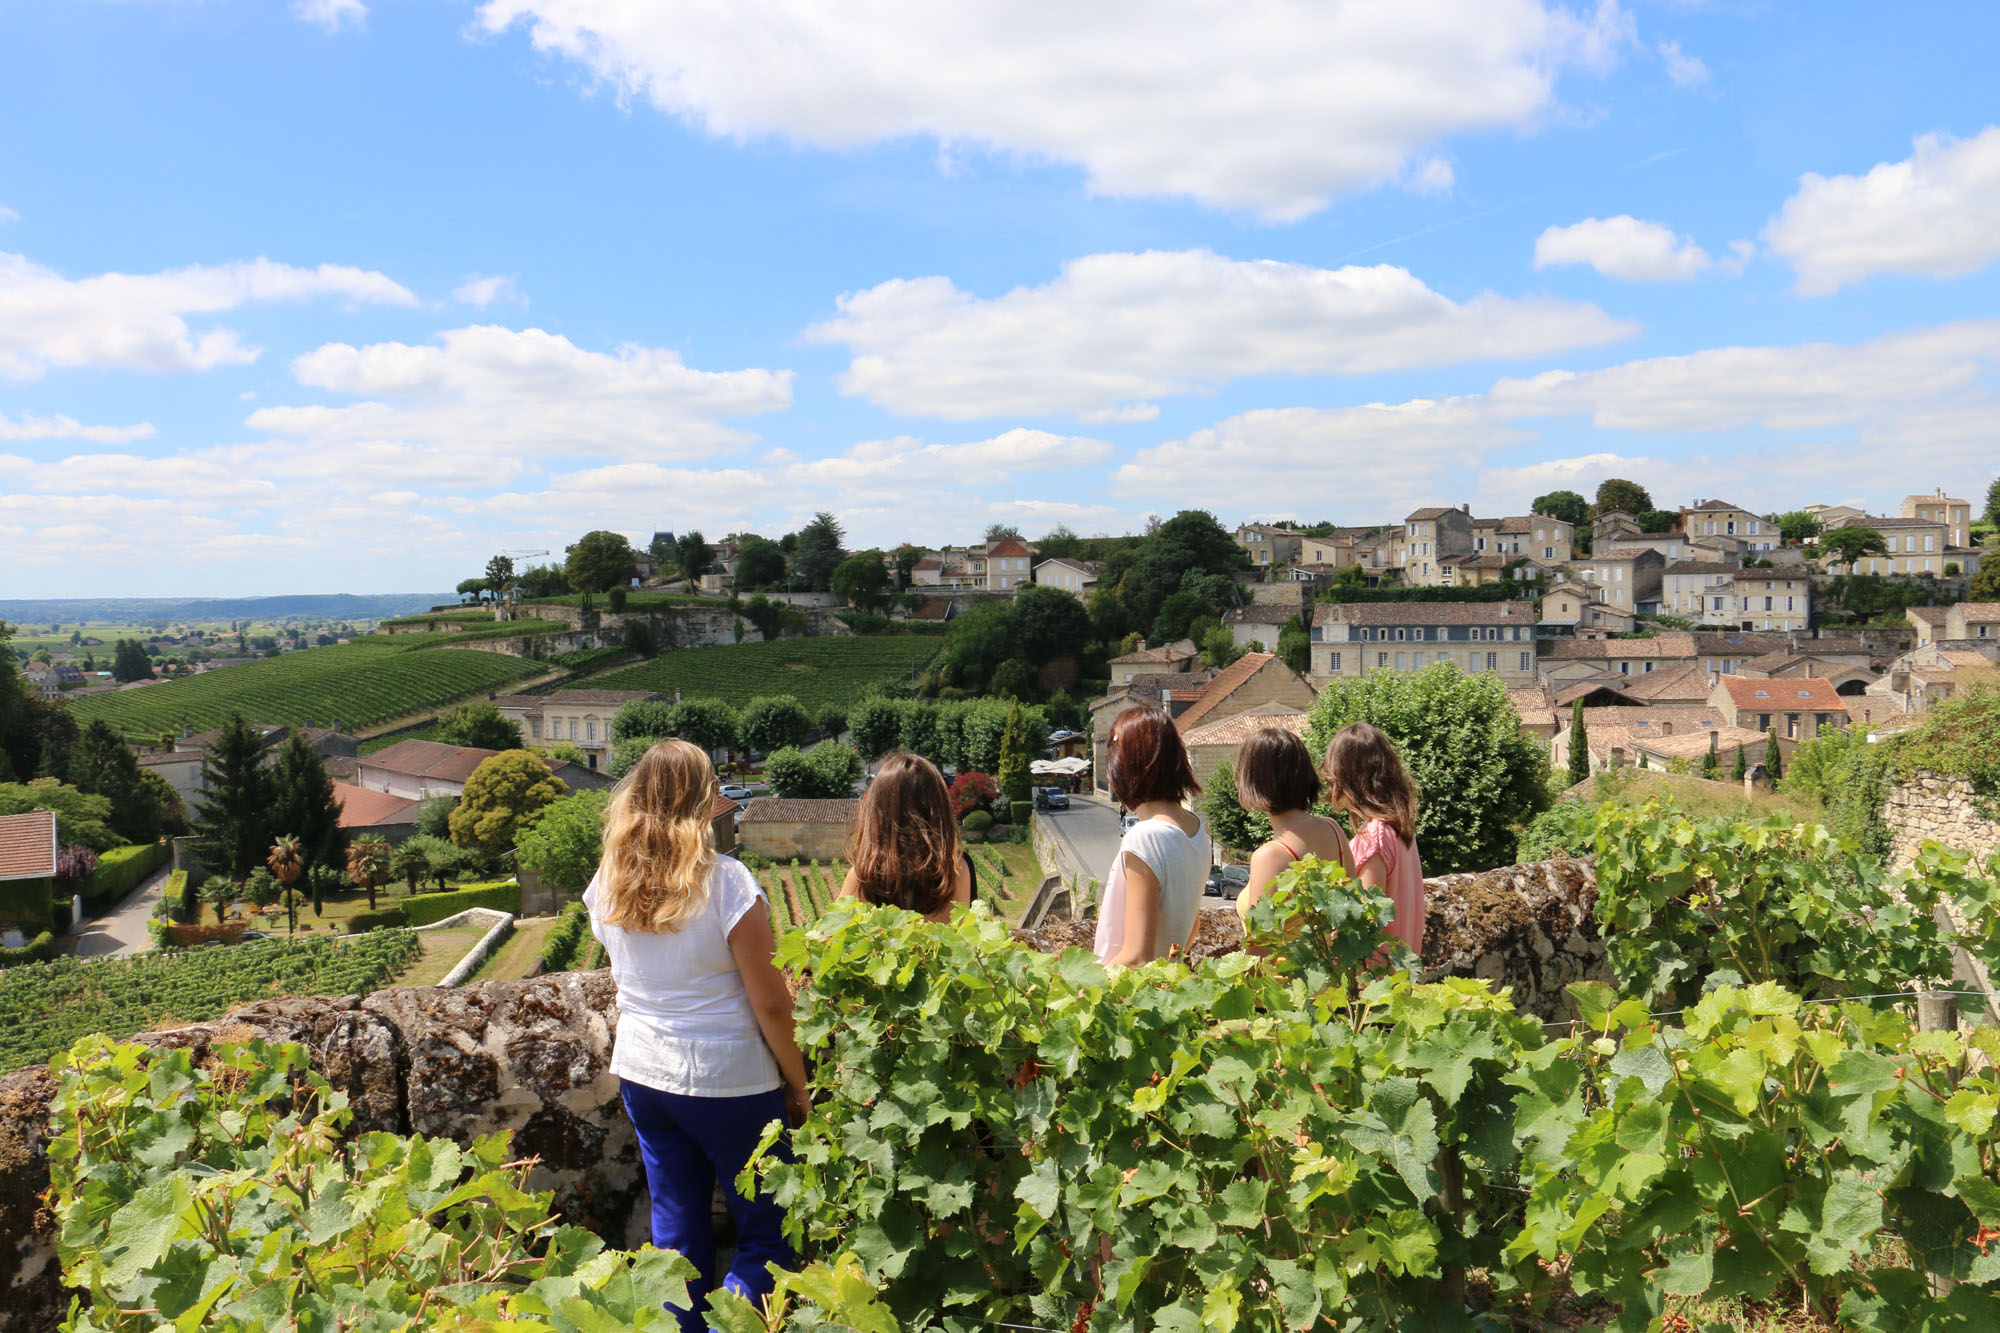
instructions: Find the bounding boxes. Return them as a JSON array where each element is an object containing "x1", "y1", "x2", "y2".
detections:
[
  {"x1": 740, "y1": 819, "x2": 851, "y2": 863},
  {"x1": 1885, "y1": 774, "x2": 2000, "y2": 869},
  {"x1": 0, "y1": 972, "x2": 640, "y2": 1333}
]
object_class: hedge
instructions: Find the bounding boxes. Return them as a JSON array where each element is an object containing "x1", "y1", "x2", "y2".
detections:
[
  {"x1": 155, "y1": 871, "x2": 191, "y2": 922},
  {"x1": 0, "y1": 877, "x2": 53, "y2": 933},
  {"x1": 0, "y1": 930, "x2": 56, "y2": 969},
  {"x1": 346, "y1": 908, "x2": 411, "y2": 933},
  {"x1": 538, "y1": 901, "x2": 590, "y2": 973},
  {"x1": 403, "y1": 880, "x2": 521, "y2": 927},
  {"x1": 80, "y1": 843, "x2": 169, "y2": 913}
]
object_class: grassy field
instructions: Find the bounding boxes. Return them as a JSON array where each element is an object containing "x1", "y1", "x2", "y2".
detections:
[
  {"x1": 470, "y1": 915, "x2": 559, "y2": 983},
  {"x1": 65, "y1": 635, "x2": 548, "y2": 739},
  {"x1": 590, "y1": 636, "x2": 939, "y2": 710},
  {"x1": 392, "y1": 927, "x2": 486, "y2": 987}
]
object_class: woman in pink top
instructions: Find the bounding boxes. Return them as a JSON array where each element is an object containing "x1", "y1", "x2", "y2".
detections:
[{"x1": 1322, "y1": 722, "x2": 1425, "y2": 957}]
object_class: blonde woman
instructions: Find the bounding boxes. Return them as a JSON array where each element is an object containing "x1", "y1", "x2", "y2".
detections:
[{"x1": 585, "y1": 739, "x2": 807, "y2": 1331}]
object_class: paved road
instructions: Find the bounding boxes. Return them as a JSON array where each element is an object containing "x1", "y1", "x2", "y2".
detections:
[
  {"x1": 70, "y1": 865, "x2": 172, "y2": 959},
  {"x1": 1039, "y1": 793, "x2": 1124, "y2": 890}
]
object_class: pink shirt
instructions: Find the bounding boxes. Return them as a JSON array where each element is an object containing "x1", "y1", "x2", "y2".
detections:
[{"x1": 1348, "y1": 820, "x2": 1425, "y2": 956}]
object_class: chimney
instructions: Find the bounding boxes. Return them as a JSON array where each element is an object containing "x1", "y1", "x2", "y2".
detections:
[
  {"x1": 1462, "y1": 502, "x2": 1471, "y2": 514},
  {"x1": 182, "y1": 722, "x2": 192, "y2": 739}
]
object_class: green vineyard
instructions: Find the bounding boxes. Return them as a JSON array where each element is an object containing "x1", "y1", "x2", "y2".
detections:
[
  {"x1": 756, "y1": 847, "x2": 1021, "y2": 936},
  {"x1": 66, "y1": 636, "x2": 547, "y2": 739},
  {"x1": 589, "y1": 636, "x2": 940, "y2": 710},
  {"x1": 0, "y1": 930, "x2": 422, "y2": 1072}
]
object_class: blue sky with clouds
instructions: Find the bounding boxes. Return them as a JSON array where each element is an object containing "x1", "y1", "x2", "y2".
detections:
[{"x1": 3, "y1": 0, "x2": 1998, "y2": 597}]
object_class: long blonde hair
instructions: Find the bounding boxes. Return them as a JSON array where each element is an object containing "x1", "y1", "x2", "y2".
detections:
[{"x1": 596, "y1": 739, "x2": 718, "y2": 932}]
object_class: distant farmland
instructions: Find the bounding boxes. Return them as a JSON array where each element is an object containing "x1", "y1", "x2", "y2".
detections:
[
  {"x1": 66, "y1": 636, "x2": 546, "y2": 739},
  {"x1": 589, "y1": 636, "x2": 939, "y2": 710}
]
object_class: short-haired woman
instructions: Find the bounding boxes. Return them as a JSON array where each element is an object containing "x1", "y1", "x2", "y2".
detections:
[
  {"x1": 1095, "y1": 705, "x2": 1211, "y2": 967},
  {"x1": 1230, "y1": 726, "x2": 1352, "y2": 927},
  {"x1": 585, "y1": 739, "x2": 809, "y2": 1332},
  {"x1": 838, "y1": 750, "x2": 974, "y2": 921}
]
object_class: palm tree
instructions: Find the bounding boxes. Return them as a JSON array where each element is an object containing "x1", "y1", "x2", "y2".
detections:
[
  {"x1": 345, "y1": 835, "x2": 392, "y2": 913},
  {"x1": 392, "y1": 841, "x2": 429, "y2": 896},
  {"x1": 267, "y1": 835, "x2": 304, "y2": 935}
]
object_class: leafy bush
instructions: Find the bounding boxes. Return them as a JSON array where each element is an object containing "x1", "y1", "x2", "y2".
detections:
[
  {"x1": 401, "y1": 880, "x2": 522, "y2": 927},
  {"x1": 0, "y1": 930, "x2": 55, "y2": 968},
  {"x1": 947, "y1": 770, "x2": 998, "y2": 819},
  {"x1": 539, "y1": 900, "x2": 592, "y2": 972},
  {"x1": 764, "y1": 742, "x2": 864, "y2": 799},
  {"x1": 152, "y1": 869, "x2": 191, "y2": 921},
  {"x1": 961, "y1": 809, "x2": 994, "y2": 833},
  {"x1": 345, "y1": 907, "x2": 410, "y2": 933}
]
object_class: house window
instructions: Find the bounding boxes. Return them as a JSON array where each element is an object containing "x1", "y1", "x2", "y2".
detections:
[
  {"x1": 1486, "y1": 652, "x2": 1498, "y2": 671},
  {"x1": 1619, "y1": 662, "x2": 1630, "y2": 675},
  {"x1": 530, "y1": 719, "x2": 542, "y2": 740},
  {"x1": 1396, "y1": 628, "x2": 1406, "y2": 641},
  {"x1": 1758, "y1": 713, "x2": 1771, "y2": 730},
  {"x1": 1413, "y1": 652, "x2": 1426, "y2": 668},
  {"x1": 586, "y1": 722, "x2": 596, "y2": 742},
  {"x1": 1786, "y1": 713, "x2": 1799, "y2": 739},
  {"x1": 1519, "y1": 652, "x2": 1532, "y2": 672},
  {"x1": 1395, "y1": 652, "x2": 1408, "y2": 670},
  {"x1": 1377, "y1": 652, "x2": 1389, "y2": 669},
  {"x1": 569, "y1": 720, "x2": 579, "y2": 741},
  {"x1": 1330, "y1": 652, "x2": 1342, "y2": 671}
]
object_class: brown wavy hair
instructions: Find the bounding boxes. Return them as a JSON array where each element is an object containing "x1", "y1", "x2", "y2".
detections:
[
  {"x1": 845, "y1": 750, "x2": 961, "y2": 915},
  {"x1": 1107, "y1": 706, "x2": 1199, "y2": 808},
  {"x1": 1234, "y1": 727, "x2": 1322, "y2": 815},
  {"x1": 596, "y1": 739, "x2": 718, "y2": 933},
  {"x1": 1322, "y1": 722, "x2": 1419, "y2": 844}
]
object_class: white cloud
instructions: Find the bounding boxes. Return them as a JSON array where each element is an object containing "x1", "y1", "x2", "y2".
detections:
[
  {"x1": 807, "y1": 249, "x2": 1636, "y2": 420},
  {"x1": 294, "y1": 0, "x2": 367, "y2": 33},
  {"x1": 1764, "y1": 127, "x2": 2000, "y2": 294},
  {"x1": 0, "y1": 252, "x2": 416, "y2": 380},
  {"x1": 1533, "y1": 215, "x2": 1740, "y2": 281},
  {"x1": 1658, "y1": 41, "x2": 1708, "y2": 86},
  {"x1": 453, "y1": 274, "x2": 523, "y2": 307},
  {"x1": 247, "y1": 324, "x2": 794, "y2": 462},
  {"x1": 0, "y1": 205, "x2": 18, "y2": 224},
  {"x1": 474, "y1": 0, "x2": 1632, "y2": 220},
  {"x1": 0, "y1": 410, "x2": 154, "y2": 444}
]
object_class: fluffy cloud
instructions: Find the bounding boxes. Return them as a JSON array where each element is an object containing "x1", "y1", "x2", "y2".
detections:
[
  {"x1": 1116, "y1": 319, "x2": 2000, "y2": 515},
  {"x1": 1658, "y1": 41, "x2": 1707, "y2": 87},
  {"x1": 247, "y1": 324, "x2": 793, "y2": 462},
  {"x1": 0, "y1": 410, "x2": 153, "y2": 444},
  {"x1": 0, "y1": 252, "x2": 416, "y2": 380},
  {"x1": 1533, "y1": 216, "x2": 1744, "y2": 281},
  {"x1": 1764, "y1": 127, "x2": 2000, "y2": 294},
  {"x1": 453, "y1": 275, "x2": 523, "y2": 307},
  {"x1": 808, "y1": 249, "x2": 1636, "y2": 420},
  {"x1": 474, "y1": 0, "x2": 1631, "y2": 219},
  {"x1": 294, "y1": 0, "x2": 367, "y2": 33}
]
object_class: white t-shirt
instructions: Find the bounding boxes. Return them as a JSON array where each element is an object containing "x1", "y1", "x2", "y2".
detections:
[
  {"x1": 584, "y1": 855, "x2": 781, "y2": 1098},
  {"x1": 1093, "y1": 813, "x2": 1211, "y2": 964}
]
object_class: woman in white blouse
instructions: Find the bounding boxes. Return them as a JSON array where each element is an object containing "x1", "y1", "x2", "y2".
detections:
[
  {"x1": 585, "y1": 739, "x2": 808, "y2": 1332},
  {"x1": 1094, "y1": 706, "x2": 1212, "y2": 967}
]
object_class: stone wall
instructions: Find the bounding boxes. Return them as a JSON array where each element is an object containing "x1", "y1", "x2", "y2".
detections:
[{"x1": 1884, "y1": 773, "x2": 2000, "y2": 869}]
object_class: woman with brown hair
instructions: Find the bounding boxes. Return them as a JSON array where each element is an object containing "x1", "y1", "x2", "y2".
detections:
[
  {"x1": 838, "y1": 750, "x2": 974, "y2": 922},
  {"x1": 1322, "y1": 721, "x2": 1426, "y2": 954},
  {"x1": 1095, "y1": 705, "x2": 1211, "y2": 967},
  {"x1": 584, "y1": 739, "x2": 807, "y2": 1332},
  {"x1": 1230, "y1": 726, "x2": 1352, "y2": 925}
]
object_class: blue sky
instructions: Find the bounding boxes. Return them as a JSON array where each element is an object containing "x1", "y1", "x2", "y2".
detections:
[{"x1": 3, "y1": 0, "x2": 1998, "y2": 597}]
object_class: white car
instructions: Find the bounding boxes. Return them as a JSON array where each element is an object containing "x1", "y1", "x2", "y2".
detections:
[{"x1": 719, "y1": 783, "x2": 753, "y2": 801}]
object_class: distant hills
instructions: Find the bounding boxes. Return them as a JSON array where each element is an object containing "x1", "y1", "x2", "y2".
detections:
[{"x1": 0, "y1": 594, "x2": 456, "y2": 625}]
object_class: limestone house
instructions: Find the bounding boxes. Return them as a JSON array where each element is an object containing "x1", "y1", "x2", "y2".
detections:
[
  {"x1": 1538, "y1": 582, "x2": 1592, "y2": 631},
  {"x1": 1613, "y1": 661, "x2": 1716, "y2": 706},
  {"x1": 982, "y1": 537, "x2": 1036, "y2": 591},
  {"x1": 1708, "y1": 675, "x2": 1847, "y2": 741},
  {"x1": 1568, "y1": 549, "x2": 1664, "y2": 612},
  {"x1": 738, "y1": 797, "x2": 856, "y2": 862},
  {"x1": 708, "y1": 792, "x2": 743, "y2": 854},
  {"x1": 1735, "y1": 649, "x2": 1875, "y2": 695},
  {"x1": 1172, "y1": 652, "x2": 1317, "y2": 739},
  {"x1": 907, "y1": 556, "x2": 944, "y2": 587},
  {"x1": 1868, "y1": 643, "x2": 2000, "y2": 715},
  {"x1": 330, "y1": 782, "x2": 422, "y2": 844},
  {"x1": 136, "y1": 749, "x2": 207, "y2": 802},
  {"x1": 1822, "y1": 513, "x2": 1950, "y2": 576},
  {"x1": 1400, "y1": 506, "x2": 1474, "y2": 586},
  {"x1": 1905, "y1": 606, "x2": 1947, "y2": 647},
  {"x1": 1627, "y1": 727, "x2": 1771, "y2": 773},
  {"x1": 1552, "y1": 706, "x2": 1729, "y2": 775},
  {"x1": 1690, "y1": 630, "x2": 1849, "y2": 677},
  {"x1": 1679, "y1": 499, "x2": 1776, "y2": 551},
  {"x1": 356, "y1": 739, "x2": 611, "y2": 802},
  {"x1": 20, "y1": 662, "x2": 57, "y2": 700},
  {"x1": 1729, "y1": 571, "x2": 1811, "y2": 633},
  {"x1": 1312, "y1": 601, "x2": 1539, "y2": 684},
  {"x1": 1805, "y1": 503, "x2": 1866, "y2": 527},
  {"x1": 1537, "y1": 632, "x2": 1698, "y2": 680},
  {"x1": 1945, "y1": 603, "x2": 2000, "y2": 642},
  {"x1": 1222, "y1": 602, "x2": 1300, "y2": 650},
  {"x1": 1234, "y1": 523, "x2": 1304, "y2": 570},
  {"x1": 1032, "y1": 557, "x2": 1100, "y2": 595},
  {"x1": 1181, "y1": 702, "x2": 1311, "y2": 788},
  {"x1": 1437, "y1": 552, "x2": 1516, "y2": 588},
  {"x1": 1505, "y1": 685, "x2": 1561, "y2": 743},
  {"x1": 1108, "y1": 640, "x2": 1198, "y2": 684},
  {"x1": 1661, "y1": 561, "x2": 1742, "y2": 623},
  {"x1": 523, "y1": 688, "x2": 664, "y2": 769},
  {"x1": 1902, "y1": 489, "x2": 1974, "y2": 548},
  {"x1": 1597, "y1": 530, "x2": 1694, "y2": 563}
]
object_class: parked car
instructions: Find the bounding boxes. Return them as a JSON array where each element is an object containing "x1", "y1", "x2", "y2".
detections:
[
  {"x1": 1034, "y1": 786, "x2": 1070, "y2": 810},
  {"x1": 719, "y1": 783, "x2": 753, "y2": 801},
  {"x1": 1204, "y1": 865, "x2": 1251, "y2": 900}
]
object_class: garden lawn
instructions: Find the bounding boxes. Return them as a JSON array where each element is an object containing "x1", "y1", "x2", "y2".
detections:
[
  {"x1": 470, "y1": 916, "x2": 560, "y2": 983},
  {"x1": 392, "y1": 928, "x2": 486, "y2": 987},
  {"x1": 588, "y1": 637, "x2": 939, "y2": 711}
]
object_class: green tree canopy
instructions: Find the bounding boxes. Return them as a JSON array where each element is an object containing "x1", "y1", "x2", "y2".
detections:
[
  {"x1": 268, "y1": 731, "x2": 343, "y2": 870},
  {"x1": 1819, "y1": 526, "x2": 1889, "y2": 567},
  {"x1": 764, "y1": 742, "x2": 864, "y2": 799},
  {"x1": 1567, "y1": 698, "x2": 1590, "y2": 787},
  {"x1": 996, "y1": 703, "x2": 1032, "y2": 808},
  {"x1": 733, "y1": 535, "x2": 789, "y2": 592},
  {"x1": 447, "y1": 751, "x2": 567, "y2": 858},
  {"x1": 1969, "y1": 562, "x2": 2000, "y2": 601},
  {"x1": 740, "y1": 695, "x2": 814, "y2": 754},
  {"x1": 434, "y1": 703, "x2": 524, "y2": 752},
  {"x1": 1199, "y1": 761, "x2": 1272, "y2": 856},
  {"x1": 674, "y1": 531, "x2": 712, "y2": 583},
  {"x1": 563, "y1": 530, "x2": 637, "y2": 593},
  {"x1": 1531, "y1": 490, "x2": 1589, "y2": 527},
  {"x1": 831, "y1": 550, "x2": 890, "y2": 611},
  {"x1": 1011, "y1": 584, "x2": 1094, "y2": 665},
  {"x1": 1277, "y1": 616, "x2": 1311, "y2": 676},
  {"x1": 1592, "y1": 479, "x2": 1654, "y2": 518},
  {"x1": 514, "y1": 789, "x2": 611, "y2": 896},
  {"x1": 111, "y1": 640, "x2": 154, "y2": 684},
  {"x1": 1776, "y1": 511, "x2": 1825, "y2": 545},
  {"x1": 195, "y1": 714, "x2": 273, "y2": 880},
  {"x1": 1086, "y1": 587, "x2": 1129, "y2": 647},
  {"x1": 1987, "y1": 477, "x2": 2000, "y2": 527},
  {"x1": 68, "y1": 720, "x2": 170, "y2": 844},
  {"x1": 791, "y1": 512, "x2": 847, "y2": 592},
  {"x1": 0, "y1": 778, "x2": 117, "y2": 851},
  {"x1": 1119, "y1": 509, "x2": 1243, "y2": 631},
  {"x1": 1304, "y1": 664, "x2": 1550, "y2": 875}
]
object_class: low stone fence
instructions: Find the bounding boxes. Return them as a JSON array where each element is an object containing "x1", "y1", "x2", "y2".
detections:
[
  {"x1": 429, "y1": 908, "x2": 516, "y2": 987},
  {"x1": 1884, "y1": 773, "x2": 2000, "y2": 870}
]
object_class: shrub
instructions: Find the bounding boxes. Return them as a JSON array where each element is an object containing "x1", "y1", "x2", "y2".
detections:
[
  {"x1": 947, "y1": 770, "x2": 999, "y2": 819},
  {"x1": 0, "y1": 931, "x2": 55, "y2": 968},
  {"x1": 401, "y1": 880, "x2": 521, "y2": 927},
  {"x1": 1008, "y1": 799, "x2": 1032, "y2": 828},
  {"x1": 164, "y1": 921, "x2": 247, "y2": 947},
  {"x1": 346, "y1": 908, "x2": 410, "y2": 933},
  {"x1": 764, "y1": 742, "x2": 864, "y2": 799},
  {"x1": 154, "y1": 869, "x2": 191, "y2": 921},
  {"x1": 78, "y1": 842, "x2": 169, "y2": 912},
  {"x1": 538, "y1": 900, "x2": 591, "y2": 972},
  {"x1": 961, "y1": 809, "x2": 995, "y2": 833}
]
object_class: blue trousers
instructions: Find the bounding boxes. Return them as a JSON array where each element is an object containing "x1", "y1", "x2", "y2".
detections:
[{"x1": 619, "y1": 1078, "x2": 795, "y2": 1332}]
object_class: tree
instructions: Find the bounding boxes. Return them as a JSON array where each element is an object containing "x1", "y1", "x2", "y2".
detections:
[
  {"x1": 1045, "y1": 690, "x2": 1085, "y2": 734},
  {"x1": 740, "y1": 695, "x2": 814, "y2": 754},
  {"x1": 848, "y1": 698, "x2": 906, "y2": 759},
  {"x1": 733, "y1": 536, "x2": 789, "y2": 592},
  {"x1": 1013, "y1": 585, "x2": 1094, "y2": 665},
  {"x1": 195, "y1": 715, "x2": 272, "y2": 882},
  {"x1": 941, "y1": 602, "x2": 1020, "y2": 694},
  {"x1": 434, "y1": 703, "x2": 524, "y2": 752},
  {"x1": 1636, "y1": 509, "x2": 1680, "y2": 534},
  {"x1": 1151, "y1": 590, "x2": 1210, "y2": 644},
  {"x1": 1732, "y1": 742, "x2": 1748, "y2": 782},
  {"x1": 0, "y1": 779, "x2": 117, "y2": 850},
  {"x1": 831, "y1": 551, "x2": 890, "y2": 611},
  {"x1": 68, "y1": 720, "x2": 168, "y2": 844},
  {"x1": 563, "y1": 530, "x2": 637, "y2": 593},
  {"x1": 1987, "y1": 477, "x2": 2000, "y2": 527},
  {"x1": 111, "y1": 639, "x2": 154, "y2": 684},
  {"x1": 267, "y1": 835, "x2": 304, "y2": 934},
  {"x1": 516, "y1": 563, "x2": 570, "y2": 598},
  {"x1": 1699, "y1": 732, "x2": 1720, "y2": 779},
  {"x1": 764, "y1": 742, "x2": 864, "y2": 799},
  {"x1": 1567, "y1": 699, "x2": 1590, "y2": 787},
  {"x1": 815, "y1": 706, "x2": 848, "y2": 741},
  {"x1": 1087, "y1": 587, "x2": 1130, "y2": 647},
  {"x1": 1121, "y1": 510, "x2": 1243, "y2": 630},
  {"x1": 1765, "y1": 727, "x2": 1784, "y2": 781},
  {"x1": 792, "y1": 512, "x2": 847, "y2": 591},
  {"x1": 392, "y1": 839, "x2": 433, "y2": 895},
  {"x1": 1277, "y1": 615, "x2": 1312, "y2": 676},
  {"x1": 1200, "y1": 626, "x2": 1244, "y2": 670},
  {"x1": 669, "y1": 698, "x2": 744, "y2": 757},
  {"x1": 1969, "y1": 562, "x2": 2000, "y2": 602},
  {"x1": 984, "y1": 523, "x2": 1024, "y2": 542},
  {"x1": 1592, "y1": 479, "x2": 1654, "y2": 518},
  {"x1": 948, "y1": 771, "x2": 999, "y2": 820},
  {"x1": 1531, "y1": 490, "x2": 1589, "y2": 528},
  {"x1": 485, "y1": 554, "x2": 515, "y2": 600},
  {"x1": 997, "y1": 703, "x2": 1032, "y2": 811},
  {"x1": 345, "y1": 834, "x2": 393, "y2": 913},
  {"x1": 1819, "y1": 526, "x2": 1889, "y2": 569},
  {"x1": 990, "y1": 658, "x2": 1036, "y2": 702},
  {"x1": 1776, "y1": 511, "x2": 1824, "y2": 545},
  {"x1": 1037, "y1": 524, "x2": 1085, "y2": 561},
  {"x1": 675, "y1": 531, "x2": 712, "y2": 584},
  {"x1": 1199, "y1": 762, "x2": 1272, "y2": 856},
  {"x1": 457, "y1": 578, "x2": 489, "y2": 605},
  {"x1": 414, "y1": 795, "x2": 457, "y2": 840},
  {"x1": 268, "y1": 732, "x2": 343, "y2": 871},
  {"x1": 514, "y1": 789, "x2": 611, "y2": 897},
  {"x1": 448, "y1": 751, "x2": 567, "y2": 859},
  {"x1": 1304, "y1": 664, "x2": 1549, "y2": 876}
]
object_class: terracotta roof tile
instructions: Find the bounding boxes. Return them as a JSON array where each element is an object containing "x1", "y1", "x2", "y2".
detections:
[
  {"x1": 1181, "y1": 703, "x2": 1311, "y2": 747},
  {"x1": 1315, "y1": 601, "x2": 1537, "y2": 628},
  {"x1": 740, "y1": 797, "x2": 858, "y2": 823},
  {"x1": 1173, "y1": 652, "x2": 1307, "y2": 735},
  {"x1": 0, "y1": 811, "x2": 58, "y2": 880},
  {"x1": 360, "y1": 739, "x2": 503, "y2": 784},
  {"x1": 331, "y1": 781, "x2": 422, "y2": 830},
  {"x1": 1717, "y1": 675, "x2": 1846, "y2": 711}
]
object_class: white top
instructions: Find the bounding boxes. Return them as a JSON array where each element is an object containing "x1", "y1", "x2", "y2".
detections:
[
  {"x1": 1093, "y1": 813, "x2": 1212, "y2": 964},
  {"x1": 585, "y1": 855, "x2": 781, "y2": 1098}
]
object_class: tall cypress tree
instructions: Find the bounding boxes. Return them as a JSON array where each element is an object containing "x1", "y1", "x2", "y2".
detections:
[
  {"x1": 1732, "y1": 742, "x2": 1748, "y2": 782},
  {"x1": 1567, "y1": 698, "x2": 1590, "y2": 787},
  {"x1": 997, "y1": 702, "x2": 1032, "y2": 811},
  {"x1": 195, "y1": 714, "x2": 272, "y2": 882},
  {"x1": 269, "y1": 731, "x2": 343, "y2": 870},
  {"x1": 1766, "y1": 726, "x2": 1784, "y2": 781}
]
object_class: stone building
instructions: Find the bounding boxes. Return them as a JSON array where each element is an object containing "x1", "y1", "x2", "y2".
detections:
[
  {"x1": 1311, "y1": 601, "x2": 1539, "y2": 684},
  {"x1": 738, "y1": 797, "x2": 858, "y2": 861}
]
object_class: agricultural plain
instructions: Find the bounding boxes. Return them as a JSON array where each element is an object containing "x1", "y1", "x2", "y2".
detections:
[{"x1": 589, "y1": 636, "x2": 940, "y2": 710}]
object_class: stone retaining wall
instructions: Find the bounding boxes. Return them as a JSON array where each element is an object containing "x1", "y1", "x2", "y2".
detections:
[{"x1": 1884, "y1": 773, "x2": 2000, "y2": 869}]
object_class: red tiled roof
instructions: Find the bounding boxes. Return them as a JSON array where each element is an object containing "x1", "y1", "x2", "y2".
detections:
[
  {"x1": 709, "y1": 792, "x2": 743, "y2": 822},
  {"x1": 331, "y1": 781, "x2": 422, "y2": 830},
  {"x1": 1717, "y1": 675, "x2": 1846, "y2": 712},
  {"x1": 360, "y1": 739, "x2": 502, "y2": 784},
  {"x1": 741, "y1": 797, "x2": 858, "y2": 823},
  {"x1": 986, "y1": 538, "x2": 1034, "y2": 557},
  {"x1": 1173, "y1": 652, "x2": 1308, "y2": 735},
  {"x1": 0, "y1": 811, "x2": 58, "y2": 880}
]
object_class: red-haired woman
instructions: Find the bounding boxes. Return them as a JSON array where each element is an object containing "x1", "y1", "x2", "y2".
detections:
[
  {"x1": 1095, "y1": 705, "x2": 1211, "y2": 967},
  {"x1": 838, "y1": 751, "x2": 975, "y2": 921}
]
